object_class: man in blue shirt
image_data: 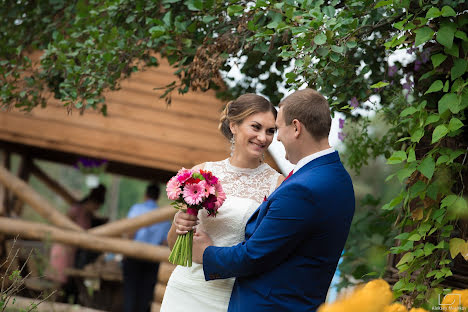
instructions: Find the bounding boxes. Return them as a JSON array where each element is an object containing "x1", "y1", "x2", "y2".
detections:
[{"x1": 122, "y1": 183, "x2": 171, "y2": 312}]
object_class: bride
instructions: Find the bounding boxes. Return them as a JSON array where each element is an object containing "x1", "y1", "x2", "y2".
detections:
[{"x1": 160, "y1": 94, "x2": 285, "y2": 311}]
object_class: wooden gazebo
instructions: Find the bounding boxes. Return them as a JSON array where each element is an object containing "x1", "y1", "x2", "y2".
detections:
[{"x1": 0, "y1": 56, "x2": 280, "y2": 311}]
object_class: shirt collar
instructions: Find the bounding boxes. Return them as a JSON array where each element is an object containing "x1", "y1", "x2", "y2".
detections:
[{"x1": 293, "y1": 147, "x2": 335, "y2": 174}]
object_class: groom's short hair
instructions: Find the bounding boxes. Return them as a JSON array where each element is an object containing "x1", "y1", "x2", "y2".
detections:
[{"x1": 279, "y1": 88, "x2": 331, "y2": 140}]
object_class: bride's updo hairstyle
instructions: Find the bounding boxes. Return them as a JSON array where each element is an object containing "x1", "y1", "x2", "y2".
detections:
[{"x1": 219, "y1": 94, "x2": 277, "y2": 140}]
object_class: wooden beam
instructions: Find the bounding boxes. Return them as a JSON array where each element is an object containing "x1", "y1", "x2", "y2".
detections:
[
  {"x1": 8, "y1": 296, "x2": 107, "y2": 312},
  {"x1": 0, "y1": 217, "x2": 170, "y2": 263},
  {"x1": 88, "y1": 205, "x2": 175, "y2": 237},
  {"x1": 0, "y1": 140, "x2": 175, "y2": 182},
  {"x1": 30, "y1": 162, "x2": 78, "y2": 205},
  {"x1": 0, "y1": 166, "x2": 82, "y2": 231}
]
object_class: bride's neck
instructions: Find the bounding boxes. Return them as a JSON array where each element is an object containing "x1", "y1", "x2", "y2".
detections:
[{"x1": 229, "y1": 152, "x2": 262, "y2": 169}]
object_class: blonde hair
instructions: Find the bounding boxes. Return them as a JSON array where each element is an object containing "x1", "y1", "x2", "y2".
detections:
[{"x1": 219, "y1": 94, "x2": 277, "y2": 140}]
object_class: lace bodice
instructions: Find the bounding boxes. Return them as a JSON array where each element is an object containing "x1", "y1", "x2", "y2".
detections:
[
  {"x1": 165, "y1": 159, "x2": 281, "y2": 300},
  {"x1": 199, "y1": 159, "x2": 281, "y2": 248}
]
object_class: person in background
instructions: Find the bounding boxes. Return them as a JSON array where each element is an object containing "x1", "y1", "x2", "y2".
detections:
[
  {"x1": 47, "y1": 184, "x2": 107, "y2": 298},
  {"x1": 122, "y1": 183, "x2": 171, "y2": 312}
]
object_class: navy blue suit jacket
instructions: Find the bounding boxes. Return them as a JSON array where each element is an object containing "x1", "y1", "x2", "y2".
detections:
[{"x1": 202, "y1": 151, "x2": 355, "y2": 312}]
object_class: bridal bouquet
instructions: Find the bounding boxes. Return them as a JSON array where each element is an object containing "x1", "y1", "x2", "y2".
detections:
[{"x1": 166, "y1": 168, "x2": 226, "y2": 267}]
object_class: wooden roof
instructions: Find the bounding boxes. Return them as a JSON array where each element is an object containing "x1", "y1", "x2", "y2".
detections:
[{"x1": 0, "y1": 56, "x2": 279, "y2": 181}]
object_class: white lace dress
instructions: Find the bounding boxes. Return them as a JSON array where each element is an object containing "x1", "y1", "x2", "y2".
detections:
[{"x1": 160, "y1": 159, "x2": 281, "y2": 312}]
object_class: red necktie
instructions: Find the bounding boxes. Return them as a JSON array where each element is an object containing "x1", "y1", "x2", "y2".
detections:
[{"x1": 284, "y1": 170, "x2": 294, "y2": 181}]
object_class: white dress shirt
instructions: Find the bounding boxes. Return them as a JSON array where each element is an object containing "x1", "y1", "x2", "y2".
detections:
[{"x1": 293, "y1": 147, "x2": 335, "y2": 174}]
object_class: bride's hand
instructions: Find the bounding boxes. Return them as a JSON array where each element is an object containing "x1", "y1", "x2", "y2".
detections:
[{"x1": 174, "y1": 210, "x2": 198, "y2": 234}]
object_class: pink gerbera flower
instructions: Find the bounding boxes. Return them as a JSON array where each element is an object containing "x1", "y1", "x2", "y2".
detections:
[
  {"x1": 200, "y1": 180, "x2": 215, "y2": 197},
  {"x1": 214, "y1": 183, "x2": 226, "y2": 209},
  {"x1": 166, "y1": 177, "x2": 182, "y2": 200},
  {"x1": 177, "y1": 168, "x2": 194, "y2": 184},
  {"x1": 183, "y1": 182, "x2": 205, "y2": 205}
]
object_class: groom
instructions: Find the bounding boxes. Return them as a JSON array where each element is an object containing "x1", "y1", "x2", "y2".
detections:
[{"x1": 193, "y1": 88, "x2": 355, "y2": 312}]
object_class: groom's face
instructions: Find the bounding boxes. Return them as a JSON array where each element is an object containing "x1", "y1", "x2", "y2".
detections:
[{"x1": 276, "y1": 108, "x2": 296, "y2": 164}]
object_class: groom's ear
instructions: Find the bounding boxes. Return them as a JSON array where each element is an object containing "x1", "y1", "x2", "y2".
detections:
[{"x1": 292, "y1": 119, "x2": 302, "y2": 138}]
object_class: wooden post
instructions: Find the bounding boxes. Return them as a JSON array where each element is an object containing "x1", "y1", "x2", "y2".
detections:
[
  {"x1": 108, "y1": 175, "x2": 120, "y2": 221},
  {"x1": 1, "y1": 150, "x2": 11, "y2": 216},
  {"x1": 30, "y1": 162, "x2": 78, "y2": 205},
  {"x1": 0, "y1": 217, "x2": 171, "y2": 263},
  {"x1": 88, "y1": 205, "x2": 175, "y2": 237},
  {"x1": 12, "y1": 155, "x2": 33, "y2": 216},
  {"x1": 0, "y1": 166, "x2": 82, "y2": 231}
]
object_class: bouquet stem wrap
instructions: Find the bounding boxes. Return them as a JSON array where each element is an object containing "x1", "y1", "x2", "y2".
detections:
[{"x1": 166, "y1": 168, "x2": 225, "y2": 267}]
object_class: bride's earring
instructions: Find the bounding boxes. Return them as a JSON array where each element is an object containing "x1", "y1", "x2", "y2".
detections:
[
  {"x1": 261, "y1": 152, "x2": 265, "y2": 163},
  {"x1": 230, "y1": 135, "x2": 235, "y2": 157}
]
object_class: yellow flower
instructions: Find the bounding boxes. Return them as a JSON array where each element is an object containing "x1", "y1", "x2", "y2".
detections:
[
  {"x1": 384, "y1": 303, "x2": 408, "y2": 312},
  {"x1": 441, "y1": 289, "x2": 468, "y2": 310},
  {"x1": 318, "y1": 279, "x2": 393, "y2": 312},
  {"x1": 408, "y1": 308, "x2": 428, "y2": 312}
]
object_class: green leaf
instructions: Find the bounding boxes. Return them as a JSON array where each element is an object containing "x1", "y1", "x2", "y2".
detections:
[
  {"x1": 432, "y1": 125, "x2": 449, "y2": 144},
  {"x1": 436, "y1": 155, "x2": 449, "y2": 165},
  {"x1": 314, "y1": 33, "x2": 327, "y2": 45},
  {"x1": 227, "y1": 5, "x2": 244, "y2": 16},
  {"x1": 425, "y1": 114, "x2": 440, "y2": 126},
  {"x1": 149, "y1": 26, "x2": 165, "y2": 38},
  {"x1": 443, "y1": 80, "x2": 449, "y2": 92},
  {"x1": 184, "y1": 0, "x2": 203, "y2": 11},
  {"x1": 400, "y1": 106, "x2": 418, "y2": 116},
  {"x1": 387, "y1": 150, "x2": 407, "y2": 164},
  {"x1": 441, "y1": 6, "x2": 456, "y2": 17},
  {"x1": 382, "y1": 193, "x2": 404, "y2": 210},
  {"x1": 418, "y1": 157, "x2": 435, "y2": 180},
  {"x1": 415, "y1": 27, "x2": 434, "y2": 46},
  {"x1": 407, "y1": 148, "x2": 416, "y2": 163},
  {"x1": 346, "y1": 41, "x2": 357, "y2": 48},
  {"x1": 441, "y1": 195, "x2": 459, "y2": 208},
  {"x1": 451, "y1": 59, "x2": 467, "y2": 81},
  {"x1": 437, "y1": 24, "x2": 456, "y2": 48},
  {"x1": 448, "y1": 118, "x2": 463, "y2": 132},
  {"x1": 409, "y1": 233, "x2": 422, "y2": 241},
  {"x1": 370, "y1": 81, "x2": 389, "y2": 88},
  {"x1": 425, "y1": 80, "x2": 443, "y2": 94},
  {"x1": 375, "y1": 0, "x2": 392, "y2": 8},
  {"x1": 322, "y1": 6, "x2": 335, "y2": 17},
  {"x1": 424, "y1": 243, "x2": 436, "y2": 256},
  {"x1": 397, "y1": 167, "x2": 416, "y2": 182},
  {"x1": 397, "y1": 252, "x2": 414, "y2": 267},
  {"x1": 426, "y1": 7, "x2": 441, "y2": 19},
  {"x1": 395, "y1": 232, "x2": 410, "y2": 240},
  {"x1": 455, "y1": 30, "x2": 468, "y2": 42},
  {"x1": 331, "y1": 45, "x2": 344, "y2": 53},
  {"x1": 411, "y1": 128, "x2": 424, "y2": 143},
  {"x1": 438, "y1": 93, "x2": 457, "y2": 114},
  {"x1": 394, "y1": 20, "x2": 406, "y2": 30},
  {"x1": 444, "y1": 43, "x2": 459, "y2": 57},
  {"x1": 431, "y1": 54, "x2": 447, "y2": 68}
]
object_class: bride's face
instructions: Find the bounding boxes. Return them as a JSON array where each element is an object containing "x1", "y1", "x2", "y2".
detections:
[{"x1": 230, "y1": 111, "x2": 276, "y2": 159}]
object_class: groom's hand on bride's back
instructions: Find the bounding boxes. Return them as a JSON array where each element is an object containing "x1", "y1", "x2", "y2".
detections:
[{"x1": 192, "y1": 230, "x2": 213, "y2": 264}]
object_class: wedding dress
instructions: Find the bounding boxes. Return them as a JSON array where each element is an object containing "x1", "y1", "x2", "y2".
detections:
[{"x1": 160, "y1": 159, "x2": 281, "y2": 312}]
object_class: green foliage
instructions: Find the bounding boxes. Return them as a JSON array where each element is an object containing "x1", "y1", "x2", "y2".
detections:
[{"x1": 1, "y1": 0, "x2": 467, "y2": 307}]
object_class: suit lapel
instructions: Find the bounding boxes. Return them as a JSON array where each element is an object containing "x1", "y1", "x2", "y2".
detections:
[{"x1": 245, "y1": 151, "x2": 341, "y2": 231}]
